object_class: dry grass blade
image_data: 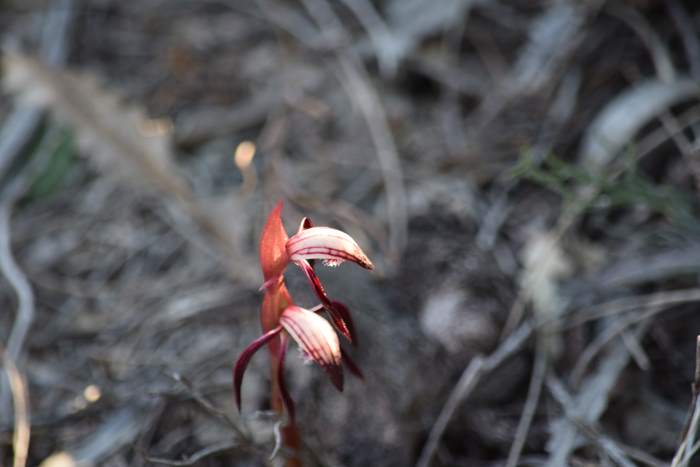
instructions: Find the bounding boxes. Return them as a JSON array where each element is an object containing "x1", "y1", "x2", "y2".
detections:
[
  {"x1": 300, "y1": 0, "x2": 408, "y2": 272},
  {"x1": 672, "y1": 336, "x2": 700, "y2": 466},
  {"x1": 2, "y1": 53, "x2": 189, "y2": 199},
  {"x1": 505, "y1": 342, "x2": 547, "y2": 467},
  {"x1": 579, "y1": 77, "x2": 699, "y2": 172},
  {"x1": 0, "y1": 194, "x2": 35, "y2": 415},
  {"x1": 39, "y1": 408, "x2": 146, "y2": 467},
  {"x1": 609, "y1": 4, "x2": 676, "y2": 82},
  {"x1": 0, "y1": 149, "x2": 44, "y2": 427},
  {"x1": 509, "y1": 2, "x2": 586, "y2": 95},
  {"x1": 336, "y1": 56, "x2": 407, "y2": 271},
  {"x1": 146, "y1": 440, "x2": 239, "y2": 466},
  {"x1": 547, "y1": 376, "x2": 664, "y2": 467},
  {"x1": 2, "y1": 52, "x2": 256, "y2": 285},
  {"x1": 416, "y1": 323, "x2": 533, "y2": 467},
  {"x1": 378, "y1": 0, "x2": 480, "y2": 73},
  {"x1": 544, "y1": 324, "x2": 647, "y2": 467}
]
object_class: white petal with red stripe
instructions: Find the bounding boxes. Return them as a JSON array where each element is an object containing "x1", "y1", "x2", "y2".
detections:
[
  {"x1": 279, "y1": 305, "x2": 344, "y2": 391},
  {"x1": 286, "y1": 227, "x2": 373, "y2": 270}
]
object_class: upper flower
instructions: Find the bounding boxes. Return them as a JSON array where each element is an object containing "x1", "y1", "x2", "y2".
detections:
[
  {"x1": 259, "y1": 202, "x2": 373, "y2": 288},
  {"x1": 287, "y1": 226, "x2": 373, "y2": 270}
]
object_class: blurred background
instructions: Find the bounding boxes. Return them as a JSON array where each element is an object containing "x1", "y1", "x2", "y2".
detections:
[{"x1": 1, "y1": 0, "x2": 700, "y2": 466}]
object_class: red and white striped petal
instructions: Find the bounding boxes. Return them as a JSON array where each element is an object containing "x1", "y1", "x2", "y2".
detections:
[
  {"x1": 286, "y1": 227, "x2": 373, "y2": 270},
  {"x1": 279, "y1": 305, "x2": 343, "y2": 391}
]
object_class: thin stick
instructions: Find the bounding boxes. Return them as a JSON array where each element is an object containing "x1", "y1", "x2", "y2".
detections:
[
  {"x1": 146, "y1": 440, "x2": 239, "y2": 466},
  {"x1": 547, "y1": 376, "x2": 658, "y2": 467},
  {"x1": 665, "y1": 0, "x2": 700, "y2": 80},
  {"x1": 300, "y1": 0, "x2": 408, "y2": 272},
  {"x1": 544, "y1": 323, "x2": 647, "y2": 467},
  {"x1": 335, "y1": 55, "x2": 407, "y2": 271},
  {"x1": 658, "y1": 111, "x2": 700, "y2": 195},
  {"x1": 505, "y1": 341, "x2": 547, "y2": 467},
  {"x1": 1, "y1": 348, "x2": 30, "y2": 467},
  {"x1": 168, "y1": 372, "x2": 245, "y2": 437},
  {"x1": 672, "y1": 336, "x2": 700, "y2": 466},
  {"x1": 555, "y1": 287, "x2": 700, "y2": 330},
  {"x1": 0, "y1": 156, "x2": 40, "y2": 426},
  {"x1": 416, "y1": 323, "x2": 533, "y2": 467},
  {"x1": 570, "y1": 311, "x2": 658, "y2": 384}
]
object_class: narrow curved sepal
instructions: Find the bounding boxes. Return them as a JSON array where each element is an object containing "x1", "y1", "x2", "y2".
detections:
[
  {"x1": 287, "y1": 226, "x2": 373, "y2": 270},
  {"x1": 297, "y1": 216, "x2": 314, "y2": 234},
  {"x1": 280, "y1": 305, "x2": 344, "y2": 391},
  {"x1": 277, "y1": 332, "x2": 295, "y2": 422},
  {"x1": 297, "y1": 259, "x2": 332, "y2": 309},
  {"x1": 297, "y1": 217, "x2": 316, "y2": 269},
  {"x1": 259, "y1": 201, "x2": 289, "y2": 282},
  {"x1": 330, "y1": 300, "x2": 358, "y2": 347},
  {"x1": 297, "y1": 260, "x2": 353, "y2": 343},
  {"x1": 341, "y1": 346, "x2": 364, "y2": 381},
  {"x1": 234, "y1": 325, "x2": 283, "y2": 411}
]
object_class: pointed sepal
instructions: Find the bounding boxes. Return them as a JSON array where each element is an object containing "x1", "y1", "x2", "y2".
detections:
[
  {"x1": 259, "y1": 201, "x2": 289, "y2": 282},
  {"x1": 341, "y1": 346, "x2": 364, "y2": 381},
  {"x1": 329, "y1": 300, "x2": 358, "y2": 346}
]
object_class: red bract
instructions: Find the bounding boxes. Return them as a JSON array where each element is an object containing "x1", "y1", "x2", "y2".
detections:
[
  {"x1": 259, "y1": 201, "x2": 289, "y2": 285},
  {"x1": 234, "y1": 201, "x2": 372, "y2": 423}
]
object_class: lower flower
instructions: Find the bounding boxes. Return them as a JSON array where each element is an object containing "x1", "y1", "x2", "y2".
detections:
[{"x1": 234, "y1": 304, "x2": 343, "y2": 421}]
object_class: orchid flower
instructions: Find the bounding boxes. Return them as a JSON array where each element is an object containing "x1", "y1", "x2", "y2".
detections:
[{"x1": 234, "y1": 201, "x2": 373, "y2": 424}]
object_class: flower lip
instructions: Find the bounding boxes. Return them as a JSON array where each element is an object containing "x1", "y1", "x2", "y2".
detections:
[
  {"x1": 280, "y1": 305, "x2": 343, "y2": 391},
  {"x1": 286, "y1": 226, "x2": 373, "y2": 270}
]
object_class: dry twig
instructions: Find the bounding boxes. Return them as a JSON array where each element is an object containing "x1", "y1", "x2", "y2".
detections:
[
  {"x1": 544, "y1": 324, "x2": 648, "y2": 467},
  {"x1": 547, "y1": 375, "x2": 666, "y2": 467},
  {"x1": 559, "y1": 287, "x2": 700, "y2": 330},
  {"x1": 415, "y1": 323, "x2": 533, "y2": 467},
  {"x1": 504, "y1": 340, "x2": 547, "y2": 467},
  {"x1": 300, "y1": 0, "x2": 408, "y2": 273},
  {"x1": 672, "y1": 336, "x2": 700, "y2": 467},
  {"x1": 146, "y1": 440, "x2": 239, "y2": 466}
]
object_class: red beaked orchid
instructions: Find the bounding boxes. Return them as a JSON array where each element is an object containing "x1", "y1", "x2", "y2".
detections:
[{"x1": 234, "y1": 201, "x2": 373, "y2": 429}]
